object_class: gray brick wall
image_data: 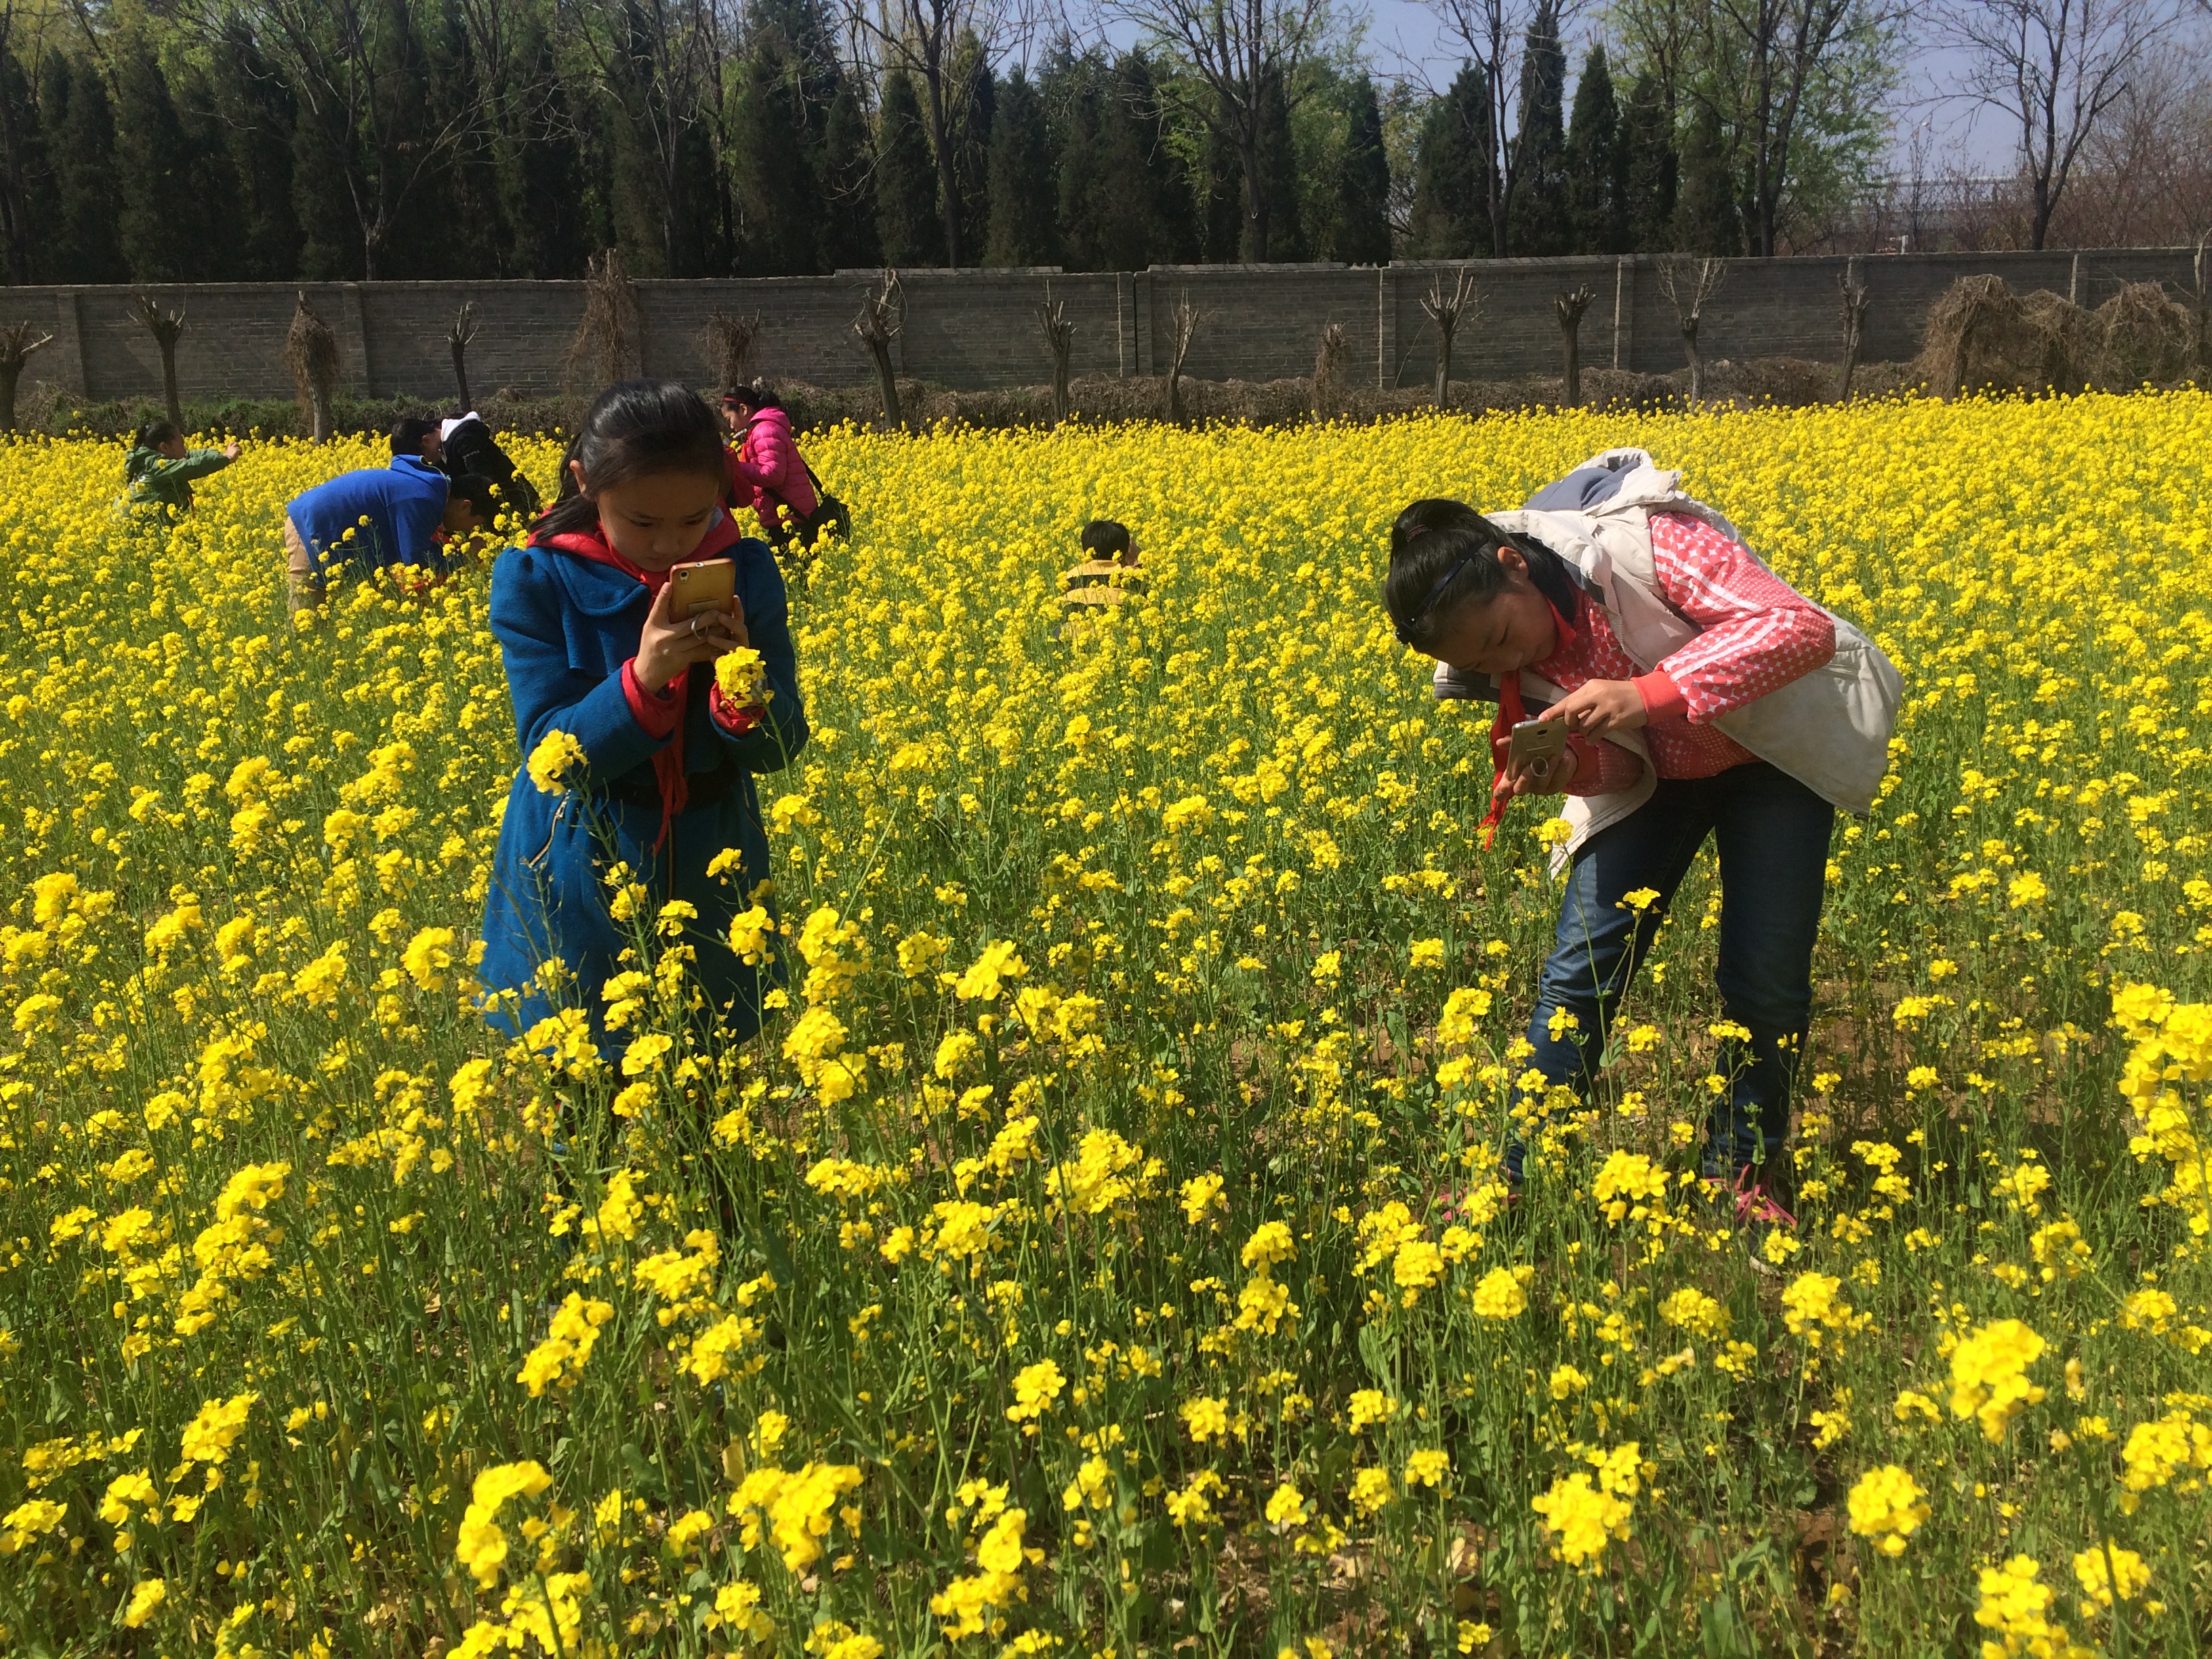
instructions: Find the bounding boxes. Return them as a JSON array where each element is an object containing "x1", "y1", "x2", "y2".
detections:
[{"x1": 1, "y1": 248, "x2": 2196, "y2": 404}]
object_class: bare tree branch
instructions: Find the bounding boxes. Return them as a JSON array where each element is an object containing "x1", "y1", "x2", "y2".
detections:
[{"x1": 1930, "y1": 0, "x2": 2181, "y2": 249}]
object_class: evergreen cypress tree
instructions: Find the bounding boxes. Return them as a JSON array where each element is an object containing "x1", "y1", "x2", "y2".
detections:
[
  {"x1": 207, "y1": 33, "x2": 300, "y2": 281},
  {"x1": 44, "y1": 55, "x2": 127, "y2": 283},
  {"x1": 1406, "y1": 63, "x2": 1494, "y2": 260},
  {"x1": 1335, "y1": 75, "x2": 1391, "y2": 264},
  {"x1": 818, "y1": 77, "x2": 879, "y2": 269},
  {"x1": 1053, "y1": 58, "x2": 1105, "y2": 271},
  {"x1": 1672, "y1": 100, "x2": 1741, "y2": 255},
  {"x1": 114, "y1": 35, "x2": 201, "y2": 281},
  {"x1": 1561, "y1": 45, "x2": 1624, "y2": 255},
  {"x1": 951, "y1": 38, "x2": 994, "y2": 268},
  {"x1": 291, "y1": 105, "x2": 361, "y2": 279},
  {"x1": 733, "y1": 42, "x2": 820, "y2": 274},
  {"x1": 1620, "y1": 71, "x2": 1676, "y2": 254},
  {"x1": 1504, "y1": 0, "x2": 1568, "y2": 255},
  {"x1": 0, "y1": 41, "x2": 51, "y2": 283},
  {"x1": 1117, "y1": 55, "x2": 1198, "y2": 266},
  {"x1": 1248, "y1": 65, "x2": 1303, "y2": 261},
  {"x1": 1200, "y1": 122, "x2": 1241, "y2": 262},
  {"x1": 420, "y1": 0, "x2": 505, "y2": 281},
  {"x1": 168, "y1": 62, "x2": 248, "y2": 279},
  {"x1": 1131, "y1": 57, "x2": 1199, "y2": 264},
  {"x1": 503, "y1": 21, "x2": 590, "y2": 278},
  {"x1": 1087, "y1": 55, "x2": 1174, "y2": 268},
  {"x1": 876, "y1": 70, "x2": 943, "y2": 266},
  {"x1": 984, "y1": 66, "x2": 1057, "y2": 266}
]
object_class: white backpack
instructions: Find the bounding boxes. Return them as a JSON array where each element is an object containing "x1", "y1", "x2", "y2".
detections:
[{"x1": 1435, "y1": 448, "x2": 1904, "y2": 861}]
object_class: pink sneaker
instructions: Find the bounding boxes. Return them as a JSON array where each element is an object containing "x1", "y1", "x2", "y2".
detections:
[{"x1": 1732, "y1": 1167, "x2": 1797, "y2": 1231}]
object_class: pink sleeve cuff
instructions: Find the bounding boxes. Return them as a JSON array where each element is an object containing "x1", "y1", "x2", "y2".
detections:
[
  {"x1": 1633, "y1": 670, "x2": 1687, "y2": 724},
  {"x1": 622, "y1": 659, "x2": 684, "y2": 739},
  {"x1": 710, "y1": 682, "x2": 765, "y2": 735}
]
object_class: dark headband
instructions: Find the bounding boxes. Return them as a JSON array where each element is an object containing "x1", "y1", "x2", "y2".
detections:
[{"x1": 1393, "y1": 551, "x2": 1477, "y2": 646}]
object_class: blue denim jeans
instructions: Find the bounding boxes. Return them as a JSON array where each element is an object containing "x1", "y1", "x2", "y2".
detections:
[{"x1": 1504, "y1": 761, "x2": 1835, "y2": 1183}]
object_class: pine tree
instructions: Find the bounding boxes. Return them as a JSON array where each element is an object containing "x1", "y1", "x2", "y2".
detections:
[
  {"x1": 1335, "y1": 75, "x2": 1391, "y2": 264},
  {"x1": 876, "y1": 69, "x2": 943, "y2": 266},
  {"x1": 1504, "y1": 0, "x2": 1568, "y2": 255},
  {"x1": 733, "y1": 42, "x2": 821, "y2": 273},
  {"x1": 818, "y1": 77, "x2": 879, "y2": 270},
  {"x1": 1126, "y1": 55, "x2": 1199, "y2": 265},
  {"x1": 501, "y1": 21, "x2": 590, "y2": 279},
  {"x1": 1562, "y1": 45, "x2": 1624, "y2": 255},
  {"x1": 1200, "y1": 121, "x2": 1241, "y2": 262},
  {"x1": 44, "y1": 55, "x2": 127, "y2": 284},
  {"x1": 950, "y1": 37, "x2": 994, "y2": 268},
  {"x1": 0, "y1": 39, "x2": 50, "y2": 283},
  {"x1": 291, "y1": 101, "x2": 360, "y2": 279},
  {"x1": 114, "y1": 35, "x2": 201, "y2": 281},
  {"x1": 984, "y1": 66, "x2": 1057, "y2": 266},
  {"x1": 419, "y1": 0, "x2": 504, "y2": 280},
  {"x1": 1088, "y1": 54, "x2": 1187, "y2": 268},
  {"x1": 1620, "y1": 71, "x2": 1676, "y2": 254},
  {"x1": 168, "y1": 62, "x2": 249, "y2": 279},
  {"x1": 207, "y1": 32, "x2": 300, "y2": 281},
  {"x1": 1672, "y1": 100, "x2": 1740, "y2": 255},
  {"x1": 1406, "y1": 63, "x2": 1494, "y2": 260},
  {"x1": 1247, "y1": 65, "x2": 1304, "y2": 261},
  {"x1": 1052, "y1": 56, "x2": 1106, "y2": 271}
]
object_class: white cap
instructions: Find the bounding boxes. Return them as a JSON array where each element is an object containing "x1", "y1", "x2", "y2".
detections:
[{"x1": 440, "y1": 412, "x2": 481, "y2": 441}]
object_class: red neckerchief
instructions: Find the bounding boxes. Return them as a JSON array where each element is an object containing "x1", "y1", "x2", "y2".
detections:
[
  {"x1": 532, "y1": 514, "x2": 745, "y2": 853},
  {"x1": 1477, "y1": 594, "x2": 1580, "y2": 851}
]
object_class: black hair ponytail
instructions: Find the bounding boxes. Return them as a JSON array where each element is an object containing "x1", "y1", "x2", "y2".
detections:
[
  {"x1": 531, "y1": 379, "x2": 729, "y2": 543},
  {"x1": 1382, "y1": 498, "x2": 1574, "y2": 651},
  {"x1": 127, "y1": 419, "x2": 182, "y2": 479}
]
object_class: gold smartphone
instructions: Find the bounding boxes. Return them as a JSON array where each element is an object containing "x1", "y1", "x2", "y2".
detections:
[
  {"x1": 1507, "y1": 718, "x2": 1568, "y2": 768},
  {"x1": 668, "y1": 558, "x2": 737, "y2": 619}
]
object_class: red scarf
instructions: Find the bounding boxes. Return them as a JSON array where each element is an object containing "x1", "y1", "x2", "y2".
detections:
[
  {"x1": 534, "y1": 514, "x2": 743, "y2": 853},
  {"x1": 1477, "y1": 596, "x2": 1580, "y2": 851}
]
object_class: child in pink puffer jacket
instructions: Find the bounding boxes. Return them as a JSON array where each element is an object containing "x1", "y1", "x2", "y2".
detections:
[{"x1": 720, "y1": 383, "x2": 819, "y2": 547}]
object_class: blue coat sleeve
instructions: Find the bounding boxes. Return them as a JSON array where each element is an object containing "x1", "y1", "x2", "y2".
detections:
[
  {"x1": 396, "y1": 493, "x2": 451, "y2": 569},
  {"x1": 708, "y1": 541, "x2": 808, "y2": 775},
  {"x1": 489, "y1": 546, "x2": 669, "y2": 783}
]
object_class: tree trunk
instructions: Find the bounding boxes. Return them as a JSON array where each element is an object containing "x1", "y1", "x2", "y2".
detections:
[
  {"x1": 922, "y1": 66, "x2": 962, "y2": 266},
  {"x1": 159, "y1": 345, "x2": 182, "y2": 434},
  {"x1": 868, "y1": 343, "x2": 902, "y2": 430},
  {"x1": 1166, "y1": 298, "x2": 1199, "y2": 424},
  {"x1": 1681, "y1": 319, "x2": 1702, "y2": 402},
  {"x1": 1239, "y1": 129, "x2": 1267, "y2": 263},
  {"x1": 0, "y1": 363, "x2": 20, "y2": 432},
  {"x1": 452, "y1": 340, "x2": 472, "y2": 411},
  {"x1": 854, "y1": 271, "x2": 907, "y2": 432},
  {"x1": 1038, "y1": 286, "x2": 1074, "y2": 428},
  {"x1": 1836, "y1": 261, "x2": 1870, "y2": 403},
  {"x1": 1555, "y1": 286, "x2": 1595, "y2": 410},
  {"x1": 1311, "y1": 322, "x2": 1346, "y2": 418}
]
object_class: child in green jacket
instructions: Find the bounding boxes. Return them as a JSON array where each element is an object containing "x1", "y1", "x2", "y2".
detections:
[{"x1": 117, "y1": 419, "x2": 241, "y2": 522}]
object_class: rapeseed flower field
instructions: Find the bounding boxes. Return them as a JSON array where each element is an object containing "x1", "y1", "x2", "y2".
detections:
[{"x1": 0, "y1": 397, "x2": 2208, "y2": 1657}]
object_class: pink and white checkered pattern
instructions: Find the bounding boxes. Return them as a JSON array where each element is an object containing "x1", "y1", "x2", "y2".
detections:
[{"x1": 1537, "y1": 510, "x2": 1836, "y2": 781}]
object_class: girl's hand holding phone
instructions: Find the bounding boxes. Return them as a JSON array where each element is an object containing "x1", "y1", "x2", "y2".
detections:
[
  {"x1": 636, "y1": 581, "x2": 749, "y2": 692},
  {"x1": 1542, "y1": 678, "x2": 1646, "y2": 739},
  {"x1": 1496, "y1": 745, "x2": 1578, "y2": 799}
]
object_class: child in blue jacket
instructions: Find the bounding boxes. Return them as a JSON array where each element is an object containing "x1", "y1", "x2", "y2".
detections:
[{"x1": 478, "y1": 380, "x2": 808, "y2": 1054}]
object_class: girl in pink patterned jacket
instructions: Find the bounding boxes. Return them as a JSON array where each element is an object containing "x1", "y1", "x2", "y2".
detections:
[{"x1": 1385, "y1": 473, "x2": 1860, "y2": 1227}]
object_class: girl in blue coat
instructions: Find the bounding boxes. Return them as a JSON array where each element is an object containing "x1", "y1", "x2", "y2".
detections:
[{"x1": 478, "y1": 380, "x2": 808, "y2": 1053}]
